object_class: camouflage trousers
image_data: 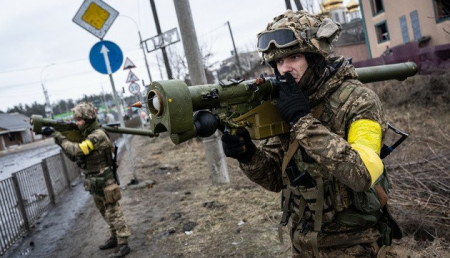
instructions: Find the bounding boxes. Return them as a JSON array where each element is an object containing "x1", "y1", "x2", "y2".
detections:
[{"x1": 93, "y1": 195, "x2": 131, "y2": 245}]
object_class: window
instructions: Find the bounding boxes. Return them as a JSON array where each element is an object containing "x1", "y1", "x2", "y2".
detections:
[
  {"x1": 433, "y1": 0, "x2": 450, "y2": 22},
  {"x1": 410, "y1": 11, "x2": 422, "y2": 40},
  {"x1": 370, "y1": 0, "x2": 384, "y2": 16},
  {"x1": 375, "y1": 21, "x2": 389, "y2": 43},
  {"x1": 399, "y1": 16, "x2": 410, "y2": 43},
  {"x1": 334, "y1": 12, "x2": 340, "y2": 23}
]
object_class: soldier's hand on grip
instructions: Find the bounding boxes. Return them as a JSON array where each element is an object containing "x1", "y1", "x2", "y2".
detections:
[
  {"x1": 42, "y1": 127, "x2": 55, "y2": 136},
  {"x1": 221, "y1": 127, "x2": 256, "y2": 164},
  {"x1": 277, "y1": 72, "x2": 311, "y2": 125}
]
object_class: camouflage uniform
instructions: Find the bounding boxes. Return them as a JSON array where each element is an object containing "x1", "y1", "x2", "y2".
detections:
[
  {"x1": 238, "y1": 10, "x2": 398, "y2": 257},
  {"x1": 54, "y1": 103, "x2": 131, "y2": 246}
]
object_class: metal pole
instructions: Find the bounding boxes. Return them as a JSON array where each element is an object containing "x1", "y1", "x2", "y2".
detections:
[
  {"x1": 119, "y1": 15, "x2": 153, "y2": 84},
  {"x1": 285, "y1": 0, "x2": 292, "y2": 9},
  {"x1": 40, "y1": 64, "x2": 55, "y2": 118},
  {"x1": 139, "y1": 31, "x2": 153, "y2": 83},
  {"x1": 109, "y1": 74, "x2": 138, "y2": 183},
  {"x1": 174, "y1": 0, "x2": 230, "y2": 185},
  {"x1": 149, "y1": 0, "x2": 173, "y2": 79},
  {"x1": 226, "y1": 21, "x2": 244, "y2": 78}
]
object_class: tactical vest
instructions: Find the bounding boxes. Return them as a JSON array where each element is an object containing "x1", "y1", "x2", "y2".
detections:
[
  {"x1": 279, "y1": 81, "x2": 391, "y2": 256},
  {"x1": 81, "y1": 129, "x2": 115, "y2": 173}
]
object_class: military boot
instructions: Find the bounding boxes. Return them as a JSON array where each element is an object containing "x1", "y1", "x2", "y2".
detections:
[
  {"x1": 108, "y1": 244, "x2": 131, "y2": 258},
  {"x1": 99, "y1": 237, "x2": 118, "y2": 250}
]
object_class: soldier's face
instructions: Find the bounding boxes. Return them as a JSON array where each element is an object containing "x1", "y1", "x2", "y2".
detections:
[
  {"x1": 75, "y1": 118, "x2": 86, "y2": 129},
  {"x1": 275, "y1": 54, "x2": 309, "y2": 83}
]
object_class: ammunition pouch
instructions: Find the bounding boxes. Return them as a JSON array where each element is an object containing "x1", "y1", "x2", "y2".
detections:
[
  {"x1": 83, "y1": 169, "x2": 114, "y2": 196},
  {"x1": 352, "y1": 172, "x2": 389, "y2": 214},
  {"x1": 334, "y1": 207, "x2": 379, "y2": 228},
  {"x1": 104, "y1": 183, "x2": 122, "y2": 204}
]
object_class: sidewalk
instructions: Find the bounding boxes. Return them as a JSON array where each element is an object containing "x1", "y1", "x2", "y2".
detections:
[{"x1": 4, "y1": 180, "x2": 92, "y2": 258}]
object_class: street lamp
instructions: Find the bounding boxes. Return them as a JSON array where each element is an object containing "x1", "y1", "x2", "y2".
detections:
[
  {"x1": 119, "y1": 15, "x2": 153, "y2": 84},
  {"x1": 40, "y1": 63, "x2": 55, "y2": 118}
]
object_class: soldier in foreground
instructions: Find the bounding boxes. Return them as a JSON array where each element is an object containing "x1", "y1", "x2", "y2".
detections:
[
  {"x1": 43, "y1": 102, "x2": 131, "y2": 258},
  {"x1": 221, "y1": 10, "x2": 401, "y2": 257}
]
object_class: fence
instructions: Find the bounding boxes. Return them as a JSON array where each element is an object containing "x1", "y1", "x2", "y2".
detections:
[
  {"x1": 0, "y1": 115, "x2": 142, "y2": 255},
  {"x1": 0, "y1": 151, "x2": 81, "y2": 256}
]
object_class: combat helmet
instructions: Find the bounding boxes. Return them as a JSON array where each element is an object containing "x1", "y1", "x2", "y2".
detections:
[
  {"x1": 72, "y1": 102, "x2": 97, "y2": 120},
  {"x1": 257, "y1": 10, "x2": 341, "y2": 63}
]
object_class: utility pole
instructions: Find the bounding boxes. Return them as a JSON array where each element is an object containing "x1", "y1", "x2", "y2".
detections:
[
  {"x1": 173, "y1": 0, "x2": 230, "y2": 185},
  {"x1": 149, "y1": 0, "x2": 173, "y2": 79},
  {"x1": 226, "y1": 21, "x2": 244, "y2": 79},
  {"x1": 285, "y1": 0, "x2": 292, "y2": 10}
]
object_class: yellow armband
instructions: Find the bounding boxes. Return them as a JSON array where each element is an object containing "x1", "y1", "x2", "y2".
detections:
[
  {"x1": 348, "y1": 119, "x2": 383, "y2": 185},
  {"x1": 79, "y1": 140, "x2": 94, "y2": 155}
]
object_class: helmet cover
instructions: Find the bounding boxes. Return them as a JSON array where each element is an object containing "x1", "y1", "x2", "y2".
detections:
[
  {"x1": 72, "y1": 102, "x2": 97, "y2": 120},
  {"x1": 257, "y1": 10, "x2": 341, "y2": 62}
]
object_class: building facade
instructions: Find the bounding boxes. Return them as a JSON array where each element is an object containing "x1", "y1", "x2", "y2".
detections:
[{"x1": 359, "y1": 0, "x2": 450, "y2": 58}]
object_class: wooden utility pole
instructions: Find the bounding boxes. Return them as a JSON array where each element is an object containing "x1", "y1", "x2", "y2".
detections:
[{"x1": 149, "y1": 0, "x2": 173, "y2": 79}]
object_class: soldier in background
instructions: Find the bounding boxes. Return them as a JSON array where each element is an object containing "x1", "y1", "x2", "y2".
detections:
[
  {"x1": 221, "y1": 10, "x2": 401, "y2": 257},
  {"x1": 43, "y1": 102, "x2": 131, "y2": 258}
]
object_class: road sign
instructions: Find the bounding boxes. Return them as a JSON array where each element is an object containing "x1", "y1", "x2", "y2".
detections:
[
  {"x1": 123, "y1": 57, "x2": 136, "y2": 70},
  {"x1": 144, "y1": 28, "x2": 180, "y2": 53},
  {"x1": 73, "y1": 0, "x2": 119, "y2": 39},
  {"x1": 89, "y1": 40, "x2": 123, "y2": 74},
  {"x1": 126, "y1": 70, "x2": 139, "y2": 83},
  {"x1": 129, "y1": 83, "x2": 140, "y2": 95}
]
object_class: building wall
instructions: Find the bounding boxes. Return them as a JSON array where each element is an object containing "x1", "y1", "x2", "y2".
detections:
[
  {"x1": 360, "y1": 0, "x2": 450, "y2": 57},
  {"x1": 1, "y1": 132, "x2": 23, "y2": 148},
  {"x1": 334, "y1": 43, "x2": 369, "y2": 62}
]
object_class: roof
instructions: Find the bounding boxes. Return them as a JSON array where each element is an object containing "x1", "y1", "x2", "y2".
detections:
[{"x1": 0, "y1": 113, "x2": 31, "y2": 134}]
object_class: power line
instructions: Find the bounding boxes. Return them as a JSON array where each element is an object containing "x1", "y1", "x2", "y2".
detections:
[{"x1": 0, "y1": 47, "x2": 142, "y2": 75}]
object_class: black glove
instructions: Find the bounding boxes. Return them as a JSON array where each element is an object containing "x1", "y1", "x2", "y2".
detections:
[
  {"x1": 277, "y1": 73, "x2": 311, "y2": 125},
  {"x1": 42, "y1": 127, "x2": 55, "y2": 136},
  {"x1": 221, "y1": 127, "x2": 256, "y2": 164}
]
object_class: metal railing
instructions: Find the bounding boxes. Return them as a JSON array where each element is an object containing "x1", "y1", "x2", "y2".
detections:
[
  {"x1": 0, "y1": 151, "x2": 80, "y2": 255},
  {"x1": 0, "y1": 115, "x2": 143, "y2": 255}
]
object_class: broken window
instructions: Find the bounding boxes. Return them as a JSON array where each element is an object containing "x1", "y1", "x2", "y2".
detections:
[
  {"x1": 434, "y1": 0, "x2": 450, "y2": 22},
  {"x1": 375, "y1": 21, "x2": 389, "y2": 43},
  {"x1": 370, "y1": 0, "x2": 384, "y2": 16}
]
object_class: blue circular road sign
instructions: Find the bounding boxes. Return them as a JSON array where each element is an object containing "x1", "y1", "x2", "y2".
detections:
[{"x1": 89, "y1": 40, "x2": 123, "y2": 74}]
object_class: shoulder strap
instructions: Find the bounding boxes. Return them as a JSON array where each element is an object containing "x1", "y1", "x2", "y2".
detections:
[{"x1": 281, "y1": 102, "x2": 325, "y2": 172}]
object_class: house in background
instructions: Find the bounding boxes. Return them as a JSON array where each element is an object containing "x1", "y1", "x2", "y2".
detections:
[
  {"x1": 356, "y1": 0, "x2": 450, "y2": 71},
  {"x1": 216, "y1": 51, "x2": 272, "y2": 81},
  {"x1": 0, "y1": 113, "x2": 34, "y2": 151},
  {"x1": 319, "y1": 0, "x2": 370, "y2": 62}
]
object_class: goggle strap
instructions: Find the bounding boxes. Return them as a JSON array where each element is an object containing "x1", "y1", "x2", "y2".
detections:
[{"x1": 299, "y1": 28, "x2": 319, "y2": 40}]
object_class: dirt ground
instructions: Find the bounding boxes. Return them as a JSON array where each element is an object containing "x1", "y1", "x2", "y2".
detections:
[{"x1": 5, "y1": 72, "x2": 450, "y2": 258}]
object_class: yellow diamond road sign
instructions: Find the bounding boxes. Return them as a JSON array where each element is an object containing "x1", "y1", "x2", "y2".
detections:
[{"x1": 73, "y1": 0, "x2": 119, "y2": 39}]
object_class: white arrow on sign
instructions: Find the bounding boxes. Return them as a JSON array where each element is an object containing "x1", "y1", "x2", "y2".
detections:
[{"x1": 100, "y1": 45, "x2": 112, "y2": 74}]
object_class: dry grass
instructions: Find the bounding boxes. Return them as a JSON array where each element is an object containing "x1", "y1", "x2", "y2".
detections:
[
  {"x1": 366, "y1": 71, "x2": 450, "y2": 245},
  {"x1": 117, "y1": 72, "x2": 450, "y2": 257}
]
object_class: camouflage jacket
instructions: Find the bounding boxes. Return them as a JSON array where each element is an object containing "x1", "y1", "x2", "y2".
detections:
[
  {"x1": 240, "y1": 57, "x2": 387, "y2": 249},
  {"x1": 58, "y1": 125, "x2": 114, "y2": 173}
]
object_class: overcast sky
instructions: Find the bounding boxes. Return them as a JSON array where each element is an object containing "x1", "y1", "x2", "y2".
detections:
[{"x1": 0, "y1": 0, "x2": 343, "y2": 113}]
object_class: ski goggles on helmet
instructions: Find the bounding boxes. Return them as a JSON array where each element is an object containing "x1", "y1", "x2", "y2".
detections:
[{"x1": 257, "y1": 29, "x2": 299, "y2": 52}]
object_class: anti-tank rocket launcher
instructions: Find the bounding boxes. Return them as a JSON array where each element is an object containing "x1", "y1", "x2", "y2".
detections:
[
  {"x1": 140, "y1": 62, "x2": 418, "y2": 144},
  {"x1": 30, "y1": 115, "x2": 157, "y2": 143}
]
